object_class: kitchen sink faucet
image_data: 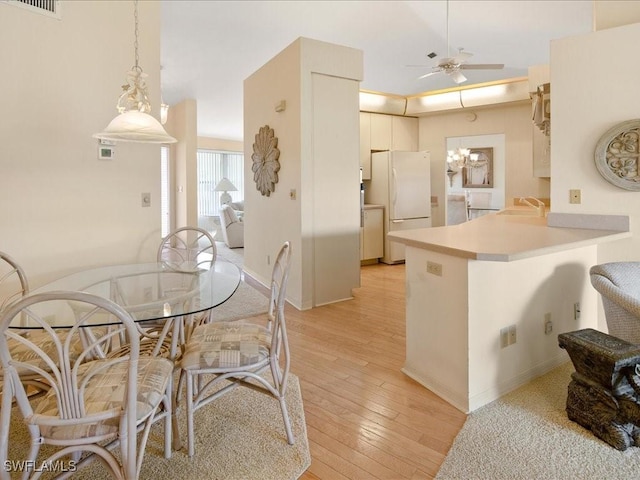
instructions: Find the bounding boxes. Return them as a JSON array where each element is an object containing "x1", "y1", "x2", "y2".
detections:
[{"x1": 519, "y1": 196, "x2": 546, "y2": 217}]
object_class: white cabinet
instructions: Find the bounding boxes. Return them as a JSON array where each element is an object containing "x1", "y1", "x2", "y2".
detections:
[
  {"x1": 361, "y1": 206, "x2": 384, "y2": 262},
  {"x1": 360, "y1": 112, "x2": 372, "y2": 180},
  {"x1": 392, "y1": 116, "x2": 418, "y2": 151},
  {"x1": 360, "y1": 113, "x2": 419, "y2": 179},
  {"x1": 370, "y1": 114, "x2": 392, "y2": 150}
]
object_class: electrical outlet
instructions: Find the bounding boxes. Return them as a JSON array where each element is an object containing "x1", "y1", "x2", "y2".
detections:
[
  {"x1": 426, "y1": 261, "x2": 443, "y2": 276},
  {"x1": 544, "y1": 312, "x2": 553, "y2": 334},
  {"x1": 569, "y1": 189, "x2": 581, "y2": 204},
  {"x1": 574, "y1": 302, "x2": 581, "y2": 320}
]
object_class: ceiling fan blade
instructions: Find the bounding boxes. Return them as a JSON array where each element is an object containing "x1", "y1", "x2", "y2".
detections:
[
  {"x1": 418, "y1": 71, "x2": 440, "y2": 80},
  {"x1": 450, "y1": 70, "x2": 467, "y2": 84},
  {"x1": 459, "y1": 63, "x2": 505, "y2": 70}
]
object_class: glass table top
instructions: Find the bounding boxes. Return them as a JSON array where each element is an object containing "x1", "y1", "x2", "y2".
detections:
[{"x1": 15, "y1": 260, "x2": 241, "y2": 329}]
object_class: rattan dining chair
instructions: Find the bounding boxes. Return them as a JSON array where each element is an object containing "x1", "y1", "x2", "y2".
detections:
[
  {"x1": 180, "y1": 241, "x2": 294, "y2": 457},
  {"x1": 157, "y1": 226, "x2": 217, "y2": 273},
  {"x1": 0, "y1": 290, "x2": 174, "y2": 479},
  {"x1": 0, "y1": 251, "x2": 81, "y2": 397}
]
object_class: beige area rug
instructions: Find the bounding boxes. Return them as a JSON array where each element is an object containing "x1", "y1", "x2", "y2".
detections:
[
  {"x1": 213, "y1": 242, "x2": 269, "y2": 322},
  {"x1": 436, "y1": 362, "x2": 640, "y2": 479},
  {"x1": 7, "y1": 375, "x2": 310, "y2": 480}
]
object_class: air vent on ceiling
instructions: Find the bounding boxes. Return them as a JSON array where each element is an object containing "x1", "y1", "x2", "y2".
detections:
[{"x1": 2, "y1": 0, "x2": 61, "y2": 19}]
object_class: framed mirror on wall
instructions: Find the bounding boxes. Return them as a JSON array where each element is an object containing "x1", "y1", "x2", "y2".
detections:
[{"x1": 462, "y1": 147, "x2": 493, "y2": 188}]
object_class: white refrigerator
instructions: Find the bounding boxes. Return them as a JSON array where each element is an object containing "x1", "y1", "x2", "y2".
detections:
[{"x1": 368, "y1": 151, "x2": 431, "y2": 264}]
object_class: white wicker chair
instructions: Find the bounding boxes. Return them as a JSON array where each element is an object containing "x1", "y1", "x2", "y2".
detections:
[
  {"x1": 590, "y1": 262, "x2": 640, "y2": 344},
  {"x1": 0, "y1": 251, "x2": 74, "y2": 396},
  {"x1": 180, "y1": 241, "x2": 293, "y2": 457},
  {"x1": 157, "y1": 226, "x2": 217, "y2": 273},
  {"x1": 0, "y1": 291, "x2": 174, "y2": 479}
]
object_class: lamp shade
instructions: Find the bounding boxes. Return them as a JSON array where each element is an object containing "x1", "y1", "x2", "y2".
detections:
[
  {"x1": 214, "y1": 178, "x2": 237, "y2": 192},
  {"x1": 93, "y1": 110, "x2": 177, "y2": 144}
]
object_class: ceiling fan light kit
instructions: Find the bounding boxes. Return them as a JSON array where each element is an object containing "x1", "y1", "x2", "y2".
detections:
[{"x1": 411, "y1": 0, "x2": 504, "y2": 85}]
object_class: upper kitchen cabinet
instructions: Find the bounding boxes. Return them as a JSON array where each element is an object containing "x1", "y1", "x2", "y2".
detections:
[
  {"x1": 529, "y1": 65, "x2": 550, "y2": 178},
  {"x1": 370, "y1": 113, "x2": 392, "y2": 150},
  {"x1": 360, "y1": 112, "x2": 372, "y2": 179},
  {"x1": 360, "y1": 112, "x2": 418, "y2": 179},
  {"x1": 391, "y1": 115, "x2": 418, "y2": 151}
]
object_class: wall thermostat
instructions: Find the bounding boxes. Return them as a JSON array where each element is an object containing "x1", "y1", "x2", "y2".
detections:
[{"x1": 98, "y1": 145, "x2": 115, "y2": 160}]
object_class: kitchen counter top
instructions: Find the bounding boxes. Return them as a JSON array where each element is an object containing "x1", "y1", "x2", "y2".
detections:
[{"x1": 388, "y1": 211, "x2": 630, "y2": 262}]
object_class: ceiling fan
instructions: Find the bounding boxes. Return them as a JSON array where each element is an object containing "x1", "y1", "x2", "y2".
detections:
[{"x1": 410, "y1": 1, "x2": 504, "y2": 84}]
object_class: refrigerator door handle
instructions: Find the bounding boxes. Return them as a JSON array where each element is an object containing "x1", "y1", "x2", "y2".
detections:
[{"x1": 391, "y1": 167, "x2": 398, "y2": 218}]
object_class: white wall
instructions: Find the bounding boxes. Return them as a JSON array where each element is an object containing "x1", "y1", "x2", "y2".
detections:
[
  {"x1": 165, "y1": 98, "x2": 198, "y2": 230},
  {"x1": 551, "y1": 23, "x2": 640, "y2": 266},
  {"x1": 0, "y1": 1, "x2": 163, "y2": 286}
]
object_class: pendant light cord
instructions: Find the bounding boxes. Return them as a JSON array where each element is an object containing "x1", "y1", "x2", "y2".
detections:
[
  {"x1": 446, "y1": 0, "x2": 450, "y2": 58},
  {"x1": 133, "y1": 0, "x2": 141, "y2": 73}
]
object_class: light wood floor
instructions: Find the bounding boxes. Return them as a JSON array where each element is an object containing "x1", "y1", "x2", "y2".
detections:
[{"x1": 286, "y1": 263, "x2": 467, "y2": 480}]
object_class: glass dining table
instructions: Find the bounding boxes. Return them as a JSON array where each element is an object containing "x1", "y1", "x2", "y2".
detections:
[
  {"x1": 6, "y1": 259, "x2": 241, "y2": 452},
  {"x1": 16, "y1": 259, "x2": 242, "y2": 358}
]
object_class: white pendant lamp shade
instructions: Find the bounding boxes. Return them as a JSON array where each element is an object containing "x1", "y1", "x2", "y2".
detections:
[
  {"x1": 94, "y1": 110, "x2": 176, "y2": 144},
  {"x1": 93, "y1": 0, "x2": 176, "y2": 145}
]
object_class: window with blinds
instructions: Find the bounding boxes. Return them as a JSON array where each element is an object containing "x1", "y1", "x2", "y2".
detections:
[{"x1": 197, "y1": 150, "x2": 244, "y2": 217}]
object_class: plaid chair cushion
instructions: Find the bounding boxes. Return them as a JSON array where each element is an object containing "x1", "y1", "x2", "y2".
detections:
[
  {"x1": 181, "y1": 322, "x2": 270, "y2": 370},
  {"x1": 32, "y1": 357, "x2": 173, "y2": 440}
]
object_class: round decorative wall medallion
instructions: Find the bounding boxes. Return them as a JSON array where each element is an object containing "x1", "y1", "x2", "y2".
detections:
[
  {"x1": 251, "y1": 125, "x2": 281, "y2": 197},
  {"x1": 594, "y1": 119, "x2": 640, "y2": 191}
]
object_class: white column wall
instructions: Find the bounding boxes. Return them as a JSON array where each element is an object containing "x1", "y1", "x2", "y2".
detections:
[{"x1": 244, "y1": 37, "x2": 362, "y2": 309}]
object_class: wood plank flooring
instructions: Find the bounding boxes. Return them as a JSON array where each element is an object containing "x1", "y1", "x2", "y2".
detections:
[{"x1": 286, "y1": 263, "x2": 467, "y2": 480}]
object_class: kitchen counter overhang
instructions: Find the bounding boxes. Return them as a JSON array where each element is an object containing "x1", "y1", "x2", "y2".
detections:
[{"x1": 388, "y1": 211, "x2": 631, "y2": 262}]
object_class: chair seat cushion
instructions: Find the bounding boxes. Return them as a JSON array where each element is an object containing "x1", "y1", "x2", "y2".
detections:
[
  {"x1": 181, "y1": 322, "x2": 270, "y2": 370},
  {"x1": 31, "y1": 357, "x2": 173, "y2": 440}
]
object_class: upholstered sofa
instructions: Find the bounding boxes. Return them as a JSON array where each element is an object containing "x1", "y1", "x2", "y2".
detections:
[{"x1": 219, "y1": 204, "x2": 244, "y2": 248}]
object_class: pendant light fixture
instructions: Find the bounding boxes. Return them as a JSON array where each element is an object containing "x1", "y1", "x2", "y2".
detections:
[{"x1": 93, "y1": 0, "x2": 176, "y2": 144}]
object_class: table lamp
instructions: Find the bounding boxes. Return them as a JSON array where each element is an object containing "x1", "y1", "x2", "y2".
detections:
[{"x1": 214, "y1": 178, "x2": 237, "y2": 206}]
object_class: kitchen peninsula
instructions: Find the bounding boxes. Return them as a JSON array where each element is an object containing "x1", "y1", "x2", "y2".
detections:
[{"x1": 389, "y1": 211, "x2": 630, "y2": 413}]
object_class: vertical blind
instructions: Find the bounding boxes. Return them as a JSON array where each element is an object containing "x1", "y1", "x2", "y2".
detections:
[{"x1": 197, "y1": 150, "x2": 244, "y2": 217}]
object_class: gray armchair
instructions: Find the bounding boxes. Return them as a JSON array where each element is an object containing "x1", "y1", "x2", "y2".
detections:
[{"x1": 590, "y1": 262, "x2": 640, "y2": 344}]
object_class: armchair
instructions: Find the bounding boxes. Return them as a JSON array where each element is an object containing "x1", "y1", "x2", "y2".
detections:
[
  {"x1": 590, "y1": 262, "x2": 640, "y2": 344},
  {"x1": 219, "y1": 204, "x2": 244, "y2": 248}
]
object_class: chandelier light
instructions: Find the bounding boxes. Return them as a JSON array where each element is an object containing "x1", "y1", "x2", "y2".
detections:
[
  {"x1": 447, "y1": 148, "x2": 487, "y2": 169},
  {"x1": 93, "y1": 0, "x2": 176, "y2": 144}
]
